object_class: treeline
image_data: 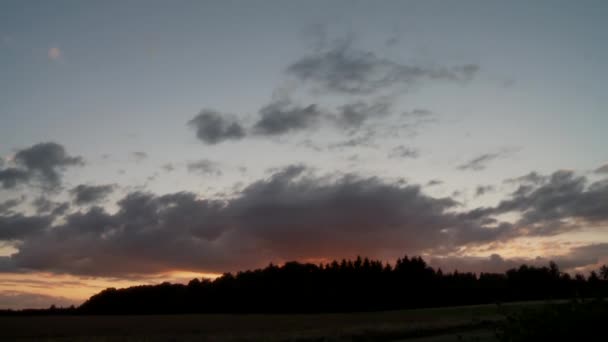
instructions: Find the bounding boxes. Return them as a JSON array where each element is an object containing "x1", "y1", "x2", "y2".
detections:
[{"x1": 73, "y1": 256, "x2": 608, "y2": 314}]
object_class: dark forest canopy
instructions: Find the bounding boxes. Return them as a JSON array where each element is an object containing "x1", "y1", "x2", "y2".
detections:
[{"x1": 5, "y1": 255, "x2": 608, "y2": 315}]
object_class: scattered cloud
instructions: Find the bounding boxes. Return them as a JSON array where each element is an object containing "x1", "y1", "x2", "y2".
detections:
[
  {"x1": 287, "y1": 38, "x2": 479, "y2": 95},
  {"x1": 595, "y1": 163, "x2": 608, "y2": 174},
  {"x1": 32, "y1": 196, "x2": 69, "y2": 215},
  {"x1": 475, "y1": 185, "x2": 495, "y2": 197},
  {"x1": 427, "y1": 180, "x2": 443, "y2": 187},
  {"x1": 505, "y1": 171, "x2": 546, "y2": 185},
  {"x1": 491, "y1": 170, "x2": 608, "y2": 233},
  {"x1": 388, "y1": 145, "x2": 419, "y2": 159},
  {"x1": 457, "y1": 149, "x2": 514, "y2": 171},
  {"x1": 0, "y1": 168, "x2": 30, "y2": 190},
  {"x1": 187, "y1": 160, "x2": 222, "y2": 176},
  {"x1": 332, "y1": 98, "x2": 392, "y2": 129},
  {"x1": 0, "y1": 142, "x2": 83, "y2": 190},
  {"x1": 0, "y1": 197, "x2": 25, "y2": 214},
  {"x1": 430, "y1": 244, "x2": 608, "y2": 274},
  {"x1": 162, "y1": 163, "x2": 175, "y2": 172},
  {"x1": 327, "y1": 134, "x2": 376, "y2": 150},
  {"x1": 69, "y1": 184, "x2": 115, "y2": 205},
  {"x1": 130, "y1": 152, "x2": 148, "y2": 162},
  {"x1": 253, "y1": 100, "x2": 323, "y2": 136},
  {"x1": 188, "y1": 110, "x2": 246, "y2": 144},
  {"x1": 403, "y1": 108, "x2": 433, "y2": 118}
]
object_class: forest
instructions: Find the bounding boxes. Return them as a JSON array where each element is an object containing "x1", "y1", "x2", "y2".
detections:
[{"x1": 53, "y1": 255, "x2": 608, "y2": 315}]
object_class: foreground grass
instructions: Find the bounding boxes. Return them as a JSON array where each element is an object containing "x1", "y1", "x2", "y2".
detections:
[{"x1": 0, "y1": 301, "x2": 559, "y2": 341}]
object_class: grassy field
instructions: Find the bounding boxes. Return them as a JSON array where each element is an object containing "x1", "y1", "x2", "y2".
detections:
[{"x1": 0, "y1": 301, "x2": 556, "y2": 341}]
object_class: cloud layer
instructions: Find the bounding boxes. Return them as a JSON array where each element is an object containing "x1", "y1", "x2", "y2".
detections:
[{"x1": 3, "y1": 162, "x2": 607, "y2": 277}]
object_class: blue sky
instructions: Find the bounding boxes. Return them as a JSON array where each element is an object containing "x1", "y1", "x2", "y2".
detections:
[{"x1": 1, "y1": 1, "x2": 607, "y2": 308}]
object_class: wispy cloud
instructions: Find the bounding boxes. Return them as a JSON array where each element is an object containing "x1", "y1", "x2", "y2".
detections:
[{"x1": 457, "y1": 149, "x2": 516, "y2": 171}]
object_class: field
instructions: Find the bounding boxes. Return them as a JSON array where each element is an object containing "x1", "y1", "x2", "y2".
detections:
[{"x1": 0, "y1": 301, "x2": 553, "y2": 342}]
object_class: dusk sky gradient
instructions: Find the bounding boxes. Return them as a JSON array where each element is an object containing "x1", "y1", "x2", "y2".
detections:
[{"x1": 1, "y1": 0, "x2": 607, "y2": 308}]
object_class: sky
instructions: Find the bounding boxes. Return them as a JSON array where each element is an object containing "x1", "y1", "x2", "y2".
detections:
[{"x1": 1, "y1": 0, "x2": 607, "y2": 309}]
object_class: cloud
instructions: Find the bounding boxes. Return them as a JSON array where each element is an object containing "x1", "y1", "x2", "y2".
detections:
[
  {"x1": 332, "y1": 98, "x2": 391, "y2": 129},
  {"x1": 595, "y1": 163, "x2": 608, "y2": 174},
  {"x1": 47, "y1": 47, "x2": 61, "y2": 61},
  {"x1": 69, "y1": 184, "x2": 115, "y2": 205},
  {"x1": 327, "y1": 134, "x2": 376, "y2": 150},
  {"x1": 403, "y1": 108, "x2": 433, "y2": 118},
  {"x1": 0, "y1": 142, "x2": 83, "y2": 189},
  {"x1": 473, "y1": 170, "x2": 608, "y2": 237},
  {"x1": 457, "y1": 150, "x2": 513, "y2": 171},
  {"x1": 475, "y1": 185, "x2": 495, "y2": 197},
  {"x1": 0, "y1": 168, "x2": 30, "y2": 189},
  {"x1": 0, "y1": 214, "x2": 52, "y2": 241},
  {"x1": 427, "y1": 180, "x2": 443, "y2": 187},
  {"x1": 388, "y1": 145, "x2": 419, "y2": 159},
  {"x1": 130, "y1": 151, "x2": 148, "y2": 162},
  {"x1": 429, "y1": 244, "x2": 608, "y2": 274},
  {"x1": 2, "y1": 165, "x2": 606, "y2": 277},
  {"x1": 0, "y1": 197, "x2": 25, "y2": 214},
  {"x1": 287, "y1": 39, "x2": 479, "y2": 95},
  {"x1": 161, "y1": 163, "x2": 175, "y2": 172},
  {"x1": 188, "y1": 109, "x2": 246, "y2": 144},
  {"x1": 32, "y1": 196, "x2": 69, "y2": 215},
  {"x1": 0, "y1": 291, "x2": 77, "y2": 309},
  {"x1": 253, "y1": 100, "x2": 323, "y2": 136},
  {"x1": 505, "y1": 171, "x2": 547, "y2": 185},
  {"x1": 1, "y1": 165, "x2": 510, "y2": 276},
  {"x1": 187, "y1": 160, "x2": 222, "y2": 176}
]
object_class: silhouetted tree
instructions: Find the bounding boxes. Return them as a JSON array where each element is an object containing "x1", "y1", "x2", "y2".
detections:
[{"x1": 61, "y1": 256, "x2": 608, "y2": 315}]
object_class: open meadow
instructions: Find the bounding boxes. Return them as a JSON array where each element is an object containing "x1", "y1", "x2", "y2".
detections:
[{"x1": 0, "y1": 301, "x2": 555, "y2": 342}]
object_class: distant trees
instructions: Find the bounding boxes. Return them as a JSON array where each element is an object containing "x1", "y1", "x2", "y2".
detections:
[{"x1": 72, "y1": 256, "x2": 608, "y2": 315}]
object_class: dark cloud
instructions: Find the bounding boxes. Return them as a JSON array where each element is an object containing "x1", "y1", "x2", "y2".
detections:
[
  {"x1": 0, "y1": 143, "x2": 83, "y2": 189},
  {"x1": 130, "y1": 151, "x2": 148, "y2": 162},
  {"x1": 427, "y1": 179, "x2": 443, "y2": 187},
  {"x1": 2, "y1": 166, "x2": 606, "y2": 277},
  {"x1": 332, "y1": 98, "x2": 391, "y2": 129},
  {"x1": 0, "y1": 168, "x2": 30, "y2": 189},
  {"x1": 254, "y1": 100, "x2": 323, "y2": 136},
  {"x1": 388, "y1": 145, "x2": 419, "y2": 159},
  {"x1": 595, "y1": 163, "x2": 608, "y2": 174},
  {"x1": 1, "y1": 166, "x2": 508, "y2": 276},
  {"x1": 0, "y1": 257, "x2": 18, "y2": 273},
  {"x1": 0, "y1": 213, "x2": 51, "y2": 241},
  {"x1": 187, "y1": 160, "x2": 222, "y2": 176},
  {"x1": 14, "y1": 142, "x2": 84, "y2": 188},
  {"x1": 32, "y1": 197, "x2": 69, "y2": 215},
  {"x1": 0, "y1": 197, "x2": 24, "y2": 214},
  {"x1": 457, "y1": 150, "x2": 513, "y2": 171},
  {"x1": 287, "y1": 39, "x2": 479, "y2": 95},
  {"x1": 475, "y1": 185, "x2": 495, "y2": 197},
  {"x1": 470, "y1": 170, "x2": 608, "y2": 237},
  {"x1": 188, "y1": 109, "x2": 246, "y2": 145},
  {"x1": 69, "y1": 184, "x2": 115, "y2": 205}
]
